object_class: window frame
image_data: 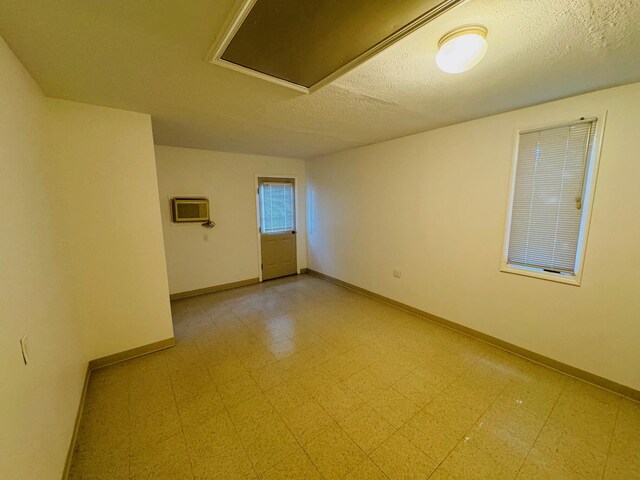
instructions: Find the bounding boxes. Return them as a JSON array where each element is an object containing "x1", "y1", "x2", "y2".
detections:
[
  {"x1": 500, "y1": 113, "x2": 607, "y2": 286},
  {"x1": 259, "y1": 180, "x2": 296, "y2": 234}
]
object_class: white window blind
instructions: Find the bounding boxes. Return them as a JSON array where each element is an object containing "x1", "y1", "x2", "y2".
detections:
[
  {"x1": 260, "y1": 182, "x2": 295, "y2": 233},
  {"x1": 507, "y1": 119, "x2": 596, "y2": 274}
]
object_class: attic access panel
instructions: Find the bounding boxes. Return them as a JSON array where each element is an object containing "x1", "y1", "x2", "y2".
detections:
[{"x1": 210, "y1": 0, "x2": 464, "y2": 93}]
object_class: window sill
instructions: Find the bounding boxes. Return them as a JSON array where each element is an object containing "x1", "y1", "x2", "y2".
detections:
[{"x1": 500, "y1": 264, "x2": 581, "y2": 286}]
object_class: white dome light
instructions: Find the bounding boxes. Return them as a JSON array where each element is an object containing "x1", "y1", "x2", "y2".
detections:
[{"x1": 436, "y1": 26, "x2": 488, "y2": 74}]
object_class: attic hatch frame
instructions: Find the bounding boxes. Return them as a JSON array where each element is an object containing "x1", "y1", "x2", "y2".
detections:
[{"x1": 207, "y1": 0, "x2": 465, "y2": 94}]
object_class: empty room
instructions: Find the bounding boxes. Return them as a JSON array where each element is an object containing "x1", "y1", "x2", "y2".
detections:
[{"x1": 1, "y1": 1, "x2": 639, "y2": 479}]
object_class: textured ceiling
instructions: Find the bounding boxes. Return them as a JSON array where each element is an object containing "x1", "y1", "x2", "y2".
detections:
[{"x1": 1, "y1": 0, "x2": 639, "y2": 159}]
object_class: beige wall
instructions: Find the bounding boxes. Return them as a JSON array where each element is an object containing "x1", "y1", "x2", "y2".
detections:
[
  {"x1": 0, "y1": 37, "x2": 174, "y2": 478},
  {"x1": 0, "y1": 36, "x2": 85, "y2": 479},
  {"x1": 155, "y1": 145, "x2": 307, "y2": 295},
  {"x1": 307, "y1": 82, "x2": 640, "y2": 391},
  {"x1": 47, "y1": 100, "x2": 174, "y2": 359}
]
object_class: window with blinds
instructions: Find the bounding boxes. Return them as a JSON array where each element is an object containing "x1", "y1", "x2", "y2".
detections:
[
  {"x1": 260, "y1": 182, "x2": 295, "y2": 233},
  {"x1": 506, "y1": 119, "x2": 597, "y2": 276}
]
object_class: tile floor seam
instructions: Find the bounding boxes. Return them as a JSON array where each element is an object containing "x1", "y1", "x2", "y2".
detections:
[
  {"x1": 255, "y1": 372, "x2": 326, "y2": 478},
  {"x1": 351, "y1": 457, "x2": 393, "y2": 480},
  {"x1": 319, "y1": 423, "x2": 369, "y2": 480},
  {"x1": 199, "y1": 311, "x2": 233, "y2": 356},
  {"x1": 249, "y1": 340, "x2": 357, "y2": 475},
  {"x1": 600, "y1": 396, "x2": 622, "y2": 480},
  {"x1": 394, "y1": 350, "x2": 481, "y2": 439},
  {"x1": 256, "y1": 343, "x2": 372, "y2": 479},
  {"x1": 305, "y1": 400, "x2": 342, "y2": 445},
  {"x1": 371, "y1": 429, "x2": 440, "y2": 480},
  {"x1": 361, "y1": 387, "x2": 415, "y2": 425},
  {"x1": 336, "y1": 407, "x2": 398, "y2": 478},
  {"x1": 434, "y1": 353, "x2": 480, "y2": 390},
  {"x1": 357, "y1": 373, "x2": 463, "y2": 479},
  {"x1": 167, "y1": 371, "x2": 196, "y2": 480},
  {"x1": 270, "y1": 441, "x2": 324, "y2": 480},
  {"x1": 390, "y1": 384, "x2": 421, "y2": 405},
  {"x1": 425, "y1": 467, "x2": 455, "y2": 480},
  {"x1": 184, "y1": 306, "x2": 262, "y2": 477},
  {"x1": 424, "y1": 376, "x2": 515, "y2": 479},
  {"x1": 512, "y1": 378, "x2": 568, "y2": 479},
  {"x1": 219, "y1": 387, "x2": 261, "y2": 479}
]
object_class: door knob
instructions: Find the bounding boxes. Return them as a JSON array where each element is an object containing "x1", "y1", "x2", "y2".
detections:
[{"x1": 292, "y1": 230, "x2": 297, "y2": 234}]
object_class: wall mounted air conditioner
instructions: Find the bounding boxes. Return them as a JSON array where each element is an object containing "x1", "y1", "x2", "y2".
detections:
[{"x1": 171, "y1": 197, "x2": 209, "y2": 223}]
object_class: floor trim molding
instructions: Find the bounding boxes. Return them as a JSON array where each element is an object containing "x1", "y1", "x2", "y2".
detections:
[
  {"x1": 65, "y1": 337, "x2": 176, "y2": 478},
  {"x1": 62, "y1": 365, "x2": 91, "y2": 480},
  {"x1": 307, "y1": 269, "x2": 640, "y2": 402},
  {"x1": 87, "y1": 337, "x2": 176, "y2": 371},
  {"x1": 169, "y1": 278, "x2": 259, "y2": 300}
]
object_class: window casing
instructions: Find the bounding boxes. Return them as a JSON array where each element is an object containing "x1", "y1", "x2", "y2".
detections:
[{"x1": 501, "y1": 116, "x2": 604, "y2": 285}]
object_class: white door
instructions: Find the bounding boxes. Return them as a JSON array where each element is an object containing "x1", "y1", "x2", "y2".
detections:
[{"x1": 258, "y1": 178, "x2": 297, "y2": 280}]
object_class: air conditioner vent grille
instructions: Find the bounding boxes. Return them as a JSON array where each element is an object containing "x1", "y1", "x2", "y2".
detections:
[{"x1": 172, "y1": 197, "x2": 209, "y2": 223}]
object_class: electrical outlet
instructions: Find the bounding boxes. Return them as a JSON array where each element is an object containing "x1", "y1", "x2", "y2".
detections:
[
  {"x1": 393, "y1": 269, "x2": 402, "y2": 279},
  {"x1": 20, "y1": 335, "x2": 29, "y2": 365},
  {"x1": 203, "y1": 234, "x2": 208, "y2": 241}
]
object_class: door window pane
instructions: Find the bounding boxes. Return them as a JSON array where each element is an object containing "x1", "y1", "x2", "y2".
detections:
[{"x1": 260, "y1": 182, "x2": 295, "y2": 233}]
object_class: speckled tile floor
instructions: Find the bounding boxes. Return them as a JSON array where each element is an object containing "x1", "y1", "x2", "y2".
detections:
[{"x1": 69, "y1": 274, "x2": 640, "y2": 480}]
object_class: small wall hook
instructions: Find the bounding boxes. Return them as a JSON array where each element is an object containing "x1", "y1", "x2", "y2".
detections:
[{"x1": 202, "y1": 220, "x2": 216, "y2": 229}]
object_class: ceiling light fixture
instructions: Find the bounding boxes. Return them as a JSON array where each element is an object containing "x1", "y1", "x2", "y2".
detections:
[{"x1": 436, "y1": 25, "x2": 488, "y2": 74}]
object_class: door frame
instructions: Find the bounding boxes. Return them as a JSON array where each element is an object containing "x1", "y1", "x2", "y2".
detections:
[{"x1": 254, "y1": 174, "x2": 301, "y2": 282}]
